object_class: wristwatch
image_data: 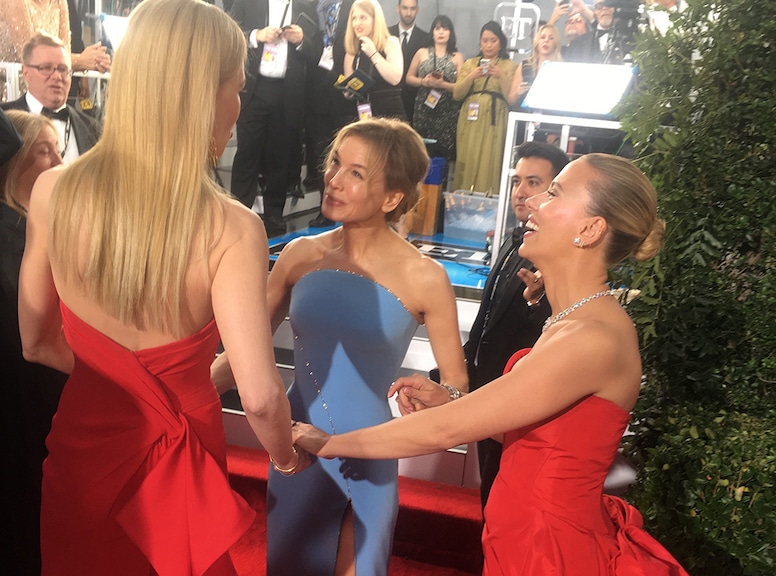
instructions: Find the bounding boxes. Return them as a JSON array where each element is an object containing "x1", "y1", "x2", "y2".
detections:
[{"x1": 442, "y1": 384, "x2": 462, "y2": 401}]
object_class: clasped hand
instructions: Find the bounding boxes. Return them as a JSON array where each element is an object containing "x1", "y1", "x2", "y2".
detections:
[
  {"x1": 291, "y1": 421, "x2": 331, "y2": 458},
  {"x1": 258, "y1": 25, "x2": 303, "y2": 44}
]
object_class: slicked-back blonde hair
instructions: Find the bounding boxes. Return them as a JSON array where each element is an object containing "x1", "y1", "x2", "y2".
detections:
[
  {"x1": 50, "y1": 0, "x2": 246, "y2": 336},
  {"x1": 583, "y1": 153, "x2": 665, "y2": 265},
  {"x1": 345, "y1": 0, "x2": 392, "y2": 56},
  {"x1": 325, "y1": 118, "x2": 428, "y2": 223},
  {"x1": 0, "y1": 110, "x2": 57, "y2": 215}
]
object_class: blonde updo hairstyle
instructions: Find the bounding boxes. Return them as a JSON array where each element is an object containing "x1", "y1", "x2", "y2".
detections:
[
  {"x1": 325, "y1": 118, "x2": 428, "y2": 223},
  {"x1": 583, "y1": 153, "x2": 665, "y2": 265},
  {"x1": 0, "y1": 110, "x2": 57, "y2": 215}
]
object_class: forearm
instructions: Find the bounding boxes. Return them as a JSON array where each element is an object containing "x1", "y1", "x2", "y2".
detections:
[
  {"x1": 369, "y1": 53, "x2": 402, "y2": 85},
  {"x1": 241, "y1": 380, "x2": 297, "y2": 468},
  {"x1": 320, "y1": 406, "x2": 462, "y2": 460},
  {"x1": 406, "y1": 72, "x2": 422, "y2": 88},
  {"x1": 211, "y1": 352, "x2": 237, "y2": 395},
  {"x1": 452, "y1": 74, "x2": 474, "y2": 100}
]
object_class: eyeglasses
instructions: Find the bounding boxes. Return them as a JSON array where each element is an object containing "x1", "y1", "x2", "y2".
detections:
[{"x1": 26, "y1": 64, "x2": 72, "y2": 78}]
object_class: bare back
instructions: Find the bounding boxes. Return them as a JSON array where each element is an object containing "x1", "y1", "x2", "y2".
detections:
[{"x1": 28, "y1": 167, "x2": 259, "y2": 351}]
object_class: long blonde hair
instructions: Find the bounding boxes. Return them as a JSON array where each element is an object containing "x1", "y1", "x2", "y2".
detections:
[
  {"x1": 0, "y1": 110, "x2": 57, "y2": 215},
  {"x1": 344, "y1": 0, "x2": 392, "y2": 56},
  {"x1": 50, "y1": 0, "x2": 246, "y2": 336},
  {"x1": 523, "y1": 24, "x2": 562, "y2": 72}
]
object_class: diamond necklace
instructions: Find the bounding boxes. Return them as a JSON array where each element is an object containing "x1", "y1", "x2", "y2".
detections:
[{"x1": 542, "y1": 289, "x2": 615, "y2": 333}]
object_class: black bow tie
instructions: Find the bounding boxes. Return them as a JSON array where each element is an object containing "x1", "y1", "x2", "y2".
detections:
[{"x1": 41, "y1": 107, "x2": 69, "y2": 121}]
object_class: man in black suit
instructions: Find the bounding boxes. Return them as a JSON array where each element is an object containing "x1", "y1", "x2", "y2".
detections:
[
  {"x1": 1, "y1": 33, "x2": 101, "y2": 164},
  {"x1": 388, "y1": 0, "x2": 431, "y2": 122},
  {"x1": 306, "y1": 0, "x2": 358, "y2": 228},
  {"x1": 463, "y1": 142, "x2": 569, "y2": 508},
  {"x1": 564, "y1": 0, "x2": 616, "y2": 64},
  {"x1": 229, "y1": 0, "x2": 322, "y2": 237}
]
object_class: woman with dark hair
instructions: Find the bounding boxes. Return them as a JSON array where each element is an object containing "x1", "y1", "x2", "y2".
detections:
[
  {"x1": 405, "y1": 15, "x2": 464, "y2": 160},
  {"x1": 453, "y1": 21, "x2": 517, "y2": 194},
  {"x1": 293, "y1": 153, "x2": 690, "y2": 576}
]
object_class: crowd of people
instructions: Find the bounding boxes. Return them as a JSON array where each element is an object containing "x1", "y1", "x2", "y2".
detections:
[{"x1": 1, "y1": 0, "x2": 693, "y2": 575}]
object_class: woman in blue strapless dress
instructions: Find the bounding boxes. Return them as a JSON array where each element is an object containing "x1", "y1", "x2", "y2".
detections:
[{"x1": 265, "y1": 118, "x2": 468, "y2": 575}]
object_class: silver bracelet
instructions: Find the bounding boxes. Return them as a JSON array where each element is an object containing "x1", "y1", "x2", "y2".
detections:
[{"x1": 442, "y1": 384, "x2": 462, "y2": 401}]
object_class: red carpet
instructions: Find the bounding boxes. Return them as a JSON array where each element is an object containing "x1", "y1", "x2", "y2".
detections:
[{"x1": 226, "y1": 445, "x2": 483, "y2": 575}]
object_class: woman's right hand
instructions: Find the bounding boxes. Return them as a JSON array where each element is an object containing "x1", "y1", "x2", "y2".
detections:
[
  {"x1": 359, "y1": 36, "x2": 377, "y2": 58},
  {"x1": 292, "y1": 421, "x2": 333, "y2": 457}
]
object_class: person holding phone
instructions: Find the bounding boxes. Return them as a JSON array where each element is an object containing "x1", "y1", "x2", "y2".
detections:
[
  {"x1": 452, "y1": 21, "x2": 517, "y2": 195},
  {"x1": 343, "y1": 0, "x2": 405, "y2": 119},
  {"x1": 508, "y1": 24, "x2": 563, "y2": 107},
  {"x1": 229, "y1": 0, "x2": 322, "y2": 236},
  {"x1": 405, "y1": 14, "x2": 464, "y2": 161}
]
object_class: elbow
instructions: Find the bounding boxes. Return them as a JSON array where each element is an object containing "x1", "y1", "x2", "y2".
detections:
[
  {"x1": 240, "y1": 382, "x2": 287, "y2": 418},
  {"x1": 21, "y1": 340, "x2": 47, "y2": 365}
]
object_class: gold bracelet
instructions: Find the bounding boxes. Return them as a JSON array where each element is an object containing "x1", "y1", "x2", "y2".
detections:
[{"x1": 270, "y1": 446, "x2": 299, "y2": 476}]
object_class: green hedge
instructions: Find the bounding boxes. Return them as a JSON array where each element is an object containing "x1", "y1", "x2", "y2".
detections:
[{"x1": 612, "y1": 0, "x2": 776, "y2": 573}]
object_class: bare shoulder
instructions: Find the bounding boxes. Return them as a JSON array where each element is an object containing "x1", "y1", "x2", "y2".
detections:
[
  {"x1": 535, "y1": 307, "x2": 641, "y2": 406},
  {"x1": 26, "y1": 166, "x2": 68, "y2": 230},
  {"x1": 270, "y1": 228, "x2": 339, "y2": 286}
]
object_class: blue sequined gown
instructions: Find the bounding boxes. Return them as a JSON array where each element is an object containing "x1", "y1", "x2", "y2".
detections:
[{"x1": 267, "y1": 270, "x2": 419, "y2": 576}]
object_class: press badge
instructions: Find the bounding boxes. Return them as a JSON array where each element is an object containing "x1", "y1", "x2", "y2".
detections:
[
  {"x1": 467, "y1": 102, "x2": 480, "y2": 121},
  {"x1": 357, "y1": 103, "x2": 373, "y2": 120},
  {"x1": 424, "y1": 89, "x2": 442, "y2": 109},
  {"x1": 319, "y1": 45, "x2": 334, "y2": 71},
  {"x1": 262, "y1": 42, "x2": 280, "y2": 64}
]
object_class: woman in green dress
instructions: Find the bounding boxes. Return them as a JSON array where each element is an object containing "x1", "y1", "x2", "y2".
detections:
[{"x1": 452, "y1": 21, "x2": 517, "y2": 195}]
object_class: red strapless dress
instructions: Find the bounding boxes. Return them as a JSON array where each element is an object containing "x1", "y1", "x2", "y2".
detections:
[
  {"x1": 40, "y1": 304, "x2": 255, "y2": 576},
  {"x1": 482, "y1": 349, "x2": 688, "y2": 576}
]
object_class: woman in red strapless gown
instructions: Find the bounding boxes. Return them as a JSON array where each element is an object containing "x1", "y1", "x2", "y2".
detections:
[
  {"x1": 292, "y1": 154, "x2": 690, "y2": 576},
  {"x1": 18, "y1": 2, "x2": 302, "y2": 574},
  {"x1": 481, "y1": 350, "x2": 687, "y2": 576}
]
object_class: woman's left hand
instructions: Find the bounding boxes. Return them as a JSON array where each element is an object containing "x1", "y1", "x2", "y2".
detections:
[{"x1": 359, "y1": 36, "x2": 377, "y2": 58}]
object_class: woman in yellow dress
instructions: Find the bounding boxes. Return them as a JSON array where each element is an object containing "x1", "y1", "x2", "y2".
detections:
[{"x1": 452, "y1": 21, "x2": 517, "y2": 195}]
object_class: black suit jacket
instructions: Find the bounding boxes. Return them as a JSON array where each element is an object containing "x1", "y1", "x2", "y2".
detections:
[
  {"x1": 388, "y1": 23, "x2": 431, "y2": 119},
  {"x1": 231, "y1": 0, "x2": 322, "y2": 129},
  {"x1": 1, "y1": 96, "x2": 102, "y2": 156},
  {"x1": 463, "y1": 229, "x2": 550, "y2": 391},
  {"x1": 305, "y1": 0, "x2": 357, "y2": 119}
]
